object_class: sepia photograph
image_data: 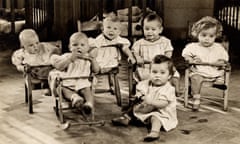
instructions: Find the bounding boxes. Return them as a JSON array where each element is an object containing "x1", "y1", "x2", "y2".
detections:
[{"x1": 0, "y1": 0, "x2": 240, "y2": 143}]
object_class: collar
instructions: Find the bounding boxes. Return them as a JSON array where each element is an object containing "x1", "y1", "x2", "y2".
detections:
[
  {"x1": 144, "y1": 36, "x2": 161, "y2": 43},
  {"x1": 103, "y1": 34, "x2": 114, "y2": 41}
]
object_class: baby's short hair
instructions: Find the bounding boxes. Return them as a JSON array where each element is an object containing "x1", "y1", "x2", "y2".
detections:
[
  {"x1": 152, "y1": 55, "x2": 174, "y2": 76},
  {"x1": 191, "y1": 16, "x2": 223, "y2": 38},
  {"x1": 103, "y1": 14, "x2": 121, "y2": 26},
  {"x1": 19, "y1": 29, "x2": 39, "y2": 47},
  {"x1": 143, "y1": 13, "x2": 163, "y2": 27},
  {"x1": 70, "y1": 32, "x2": 88, "y2": 42}
]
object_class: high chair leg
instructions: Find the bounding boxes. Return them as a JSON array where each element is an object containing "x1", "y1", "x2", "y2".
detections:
[
  {"x1": 128, "y1": 65, "x2": 133, "y2": 106},
  {"x1": 184, "y1": 69, "x2": 190, "y2": 107},
  {"x1": 26, "y1": 74, "x2": 33, "y2": 114},
  {"x1": 108, "y1": 74, "x2": 115, "y2": 94},
  {"x1": 55, "y1": 98, "x2": 59, "y2": 116},
  {"x1": 58, "y1": 84, "x2": 65, "y2": 124},
  {"x1": 25, "y1": 83, "x2": 28, "y2": 103},
  {"x1": 113, "y1": 74, "x2": 121, "y2": 106},
  {"x1": 223, "y1": 71, "x2": 230, "y2": 111}
]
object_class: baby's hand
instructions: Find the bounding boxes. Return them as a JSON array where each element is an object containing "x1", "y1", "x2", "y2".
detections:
[
  {"x1": 128, "y1": 56, "x2": 136, "y2": 64},
  {"x1": 17, "y1": 65, "x2": 24, "y2": 72},
  {"x1": 89, "y1": 48, "x2": 97, "y2": 58},
  {"x1": 77, "y1": 53, "x2": 93, "y2": 61},
  {"x1": 214, "y1": 59, "x2": 227, "y2": 69},
  {"x1": 144, "y1": 95, "x2": 153, "y2": 105},
  {"x1": 192, "y1": 56, "x2": 202, "y2": 63},
  {"x1": 70, "y1": 51, "x2": 80, "y2": 61},
  {"x1": 214, "y1": 59, "x2": 227, "y2": 65},
  {"x1": 135, "y1": 56, "x2": 144, "y2": 65},
  {"x1": 134, "y1": 103, "x2": 155, "y2": 114},
  {"x1": 24, "y1": 64, "x2": 31, "y2": 73}
]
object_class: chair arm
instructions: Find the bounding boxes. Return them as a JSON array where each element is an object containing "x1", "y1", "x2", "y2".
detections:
[
  {"x1": 185, "y1": 62, "x2": 231, "y2": 70},
  {"x1": 24, "y1": 64, "x2": 53, "y2": 73},
  {"x1": 56, "y1": 74, "x2": 93, "y2": 81},
  {"x1": 90, "y1": 44, "x2": 124, "y2": 49},
  {"x1": 127, "y1": 60, "x2": 152, "y2": 72},
  {"x1": 100, "y1": 44, "x2": 123, "y2": 49},
  {"x1": 134, "y1": 60, "x2": 151, "y2": 65},
  {"x1": 99, "y1": 67, "x2": 119, "y2": 74},
  {"x1": 55, "y1": 75, "x2": 94, "y2": 86}
]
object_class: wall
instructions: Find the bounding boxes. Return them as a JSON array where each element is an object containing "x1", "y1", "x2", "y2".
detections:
[
  {"x1": 52, "y1": 0, "x2": 215, "y2": 44},
  {"x1": 163, "y1": 0, "x2": 214, "y2": 40},
  {"x1": 3, "y1": 0, "x2": 24, "y2": 8},
  {"x1": 52, "y1": 0, "x2": 164, "y2": 51},
  {"x1": 52, "y1": 0, "x2": 102, "y2": 50}
]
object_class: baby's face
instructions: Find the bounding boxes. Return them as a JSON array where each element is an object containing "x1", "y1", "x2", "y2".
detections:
[
  {"x1": 150, "y1": 62, "x2": 171, "y2": 86},
  {"x1": 198, "y1": 26, "x2": 217, "y2": 47},
  {"x1": 143, "y1": 20, "x2": 162, "y2": 42},
  {"x1": 70, "y1": 38, "x2": 90, "y2": 54},
  {"x1": 102, "y1": 21, "x2": 121, "y2": 40},
  {"x1": 23, "y1": 37, "x2": 40, "y2": 54}
]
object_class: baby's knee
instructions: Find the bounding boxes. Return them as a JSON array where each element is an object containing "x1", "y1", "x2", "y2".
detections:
[
  {"x1": 190, "y1": 74, "x2": 203, "y2": 82},
  {"x1": 78, "y1": 87, "x2": 92, "y2": 97}
]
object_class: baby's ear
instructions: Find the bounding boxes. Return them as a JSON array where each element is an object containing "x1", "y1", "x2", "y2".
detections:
[
  {"x1": 159, "y1": 26, "x2": 163, "y2": 34},
  {"x1": 98, "y1": 22, "x2": 103, "y2": 31},
  {"x1": 68, "y1": 44, "x2": 73, "y2": 52},
  {"x1": 168, "y1": 75, "x2": 172, "y2": 80}
]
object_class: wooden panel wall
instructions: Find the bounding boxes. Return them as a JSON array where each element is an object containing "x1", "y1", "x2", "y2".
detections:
[
  {"x1": 1, "y1": 0, "x2": 24, "y2": 8},
  {"x1": 52, "y1": 0, "x2": 163, "y2": 50}
]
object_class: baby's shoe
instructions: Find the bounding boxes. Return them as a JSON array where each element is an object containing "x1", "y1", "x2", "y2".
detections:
[
  {"x1": 42, "y1": 89, "x2": 51, "y2": 96},
  {"x1": 71, "y1": 94, "x2": 84, "y2": 110},
  {"x1": 176, "y1": 89, "x2": 184, "y2": 97},
  {"x1": 192, "y1": 94, "x2": 201, "y2": 111},
  {"x1": 192, "y1": 99, "x2": 200, "y2": 111},
  {"x1": 212, "y1": 79, "x2": 227, "y2": 90},
  {"x1": 112, "y1": 114, "x2": 131, "y2": 126},
  {"x1": 82, "y1": 102, "x2": 93, "y2": 115},
  {"x1": 144, "y1": 131, "x2": 160, "y2": 142}
]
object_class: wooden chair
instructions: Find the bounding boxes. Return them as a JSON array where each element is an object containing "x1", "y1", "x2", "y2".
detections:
[
  {"x1": 183, "y1": 61, "x2": 231, "y2": 111},
  {"x1": 24, "y1": 41, "x2": 62, "y2": 114},
  {"x1": 183, "y1": 21, "x2": 231, "y2": 111},
  {"x1": 77, "y1": 21, "x2": 123, "y2": 107},
  {"x1": 93, "y1": 44, "x2": 123, "y2": 107},
  {"x1": 54, "y1": 74, "x2": 105, "y2": 130}
]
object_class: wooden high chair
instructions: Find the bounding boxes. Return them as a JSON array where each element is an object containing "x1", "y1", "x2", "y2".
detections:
[
  {"x1": 24, "y1": 41, "x2": 62, "y2": 114},
  {"x1": 183, "y1": 28, "x2": 231, "y2": 111},
  {"x1": 53, "y1": 74, "x2": 105, "y2": 130}
]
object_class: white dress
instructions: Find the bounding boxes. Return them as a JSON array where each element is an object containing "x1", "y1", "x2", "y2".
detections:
[
  {"x1": 93, "y1": 34, "x2": 130, "y2": 69},
  {"x1": 132, "y1": 36, "x2": 174, "y2": 62},
  {"x1": 50, "y1": 53, "x2": 91, "y2": 91},
  {"x1": 11, "y1": 42, "x2": 59, "y2": 79},
  {"x1": 132, "y1": 37, "x2": 179, "y2": 81},
  {"x1": 182, "y1": 42, "x2": 229, "y2": 78},
  {"x1": 133, "y1": 80, "x2": 178, "y2": 131},
  {"x1": 12, "y1": 42, "x2": 59, "y2": 66}
]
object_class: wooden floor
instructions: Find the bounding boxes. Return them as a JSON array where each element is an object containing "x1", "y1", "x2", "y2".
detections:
[{"x1": 1, "y1": 49, "x2": 240, "y2": 144}]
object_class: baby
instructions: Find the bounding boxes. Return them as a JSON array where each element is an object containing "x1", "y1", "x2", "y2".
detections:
[
  {"x1": 93, "y1": 14, "x2": 136, "y2": 73},
  {"x1": 112, "y1": 55, "x2": 178, "y2": 142},
  {"x1": 182, "y1": 16, "x2": 229, "y2": 111},
  {"x1": 132, "y1": 13, "x2": 180, "y2": 95},
  {"x1": 12, "y1": 29, "x2": 60, "y2": 94},
  {"x1": 50, "y1": 32, "x2": 100, "y2": 115}
]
